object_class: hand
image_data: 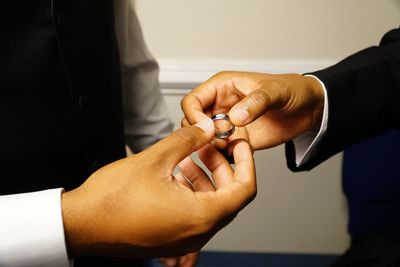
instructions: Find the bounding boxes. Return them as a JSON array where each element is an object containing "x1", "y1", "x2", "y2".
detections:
[
  {"x1": 160, "y1": 251, "x2": 199, "y2": 267},
  {"x1": 181, "y1": 71, "x2": 324, "y2": 150},
  {"x1": 61, "y1": 118, "x2": 256, "y2": 258}
]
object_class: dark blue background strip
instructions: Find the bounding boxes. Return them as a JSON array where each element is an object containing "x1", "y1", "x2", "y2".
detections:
[{"x1": 151, "y1": 251, "x2": 338, "y2": 267}]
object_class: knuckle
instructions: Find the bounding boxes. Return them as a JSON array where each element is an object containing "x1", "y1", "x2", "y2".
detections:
[
  {"x1": 180, "y1": 94, "x2": 202, "y2": 119},
  {"x1": 264, "y1": 79, "x2": 290, "y2": 108},
  {"x1": 244, "y1": 174, "x2": 257, "y2": 195},
  {"x1": 248, "y1": 186, "x2": 257, "y2": 202},
  {"x1": 213, "y1": 71, "x2": 227, "y2": 78},
  {"x1": 181, "y1": 93, "x2": 199, "y2": 108},
  {"x1": 172, "y1": 127, "x2": 199, "y2": 148},
  {"x1": 212, "y1": 71, "x2": 233, "y2": 80},
  {"x1": 248, "y1": 89, "x2": 272, "y2": 110},
  {"x1": 180, "y1": 94, "x2": 188, "y2": 109},
  {"x1": 244, "y1": 182, "x2": 257, "y2": 204}
]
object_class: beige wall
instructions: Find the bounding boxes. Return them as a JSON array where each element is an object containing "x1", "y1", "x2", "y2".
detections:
[
  {"x1": 136, "y1": 0, "x2": 400, "y2": 61},
  {"x1": 135, "y1": 0, "x2": 400, "y2": 255}
]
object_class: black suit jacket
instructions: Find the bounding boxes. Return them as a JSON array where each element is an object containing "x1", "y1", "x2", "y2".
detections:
[
  {"x1": 0, "y1": 1, "x2": 145, "y2": 266},
  {"x1": 286, "y1": 27, "x2": 400, "y2": 171}
]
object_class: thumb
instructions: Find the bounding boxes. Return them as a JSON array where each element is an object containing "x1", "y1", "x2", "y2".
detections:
[
  {"x1": 148, "y1": 118, "x2": 215, "y2": 171},
  {"x1": 229, "y1": 87, "x2": 283, "y2": 126}
]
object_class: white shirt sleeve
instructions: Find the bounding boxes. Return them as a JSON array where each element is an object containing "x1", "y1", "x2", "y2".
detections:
[
  {"x1": 292, "y1": 75, "x2": 329, "y2": 167},
  {"x1": 0, "y1": 189, "x2": 70, "y2": 267},
  {"x1": 114, "y1": 0, "x2": 173, "y2": 153}
]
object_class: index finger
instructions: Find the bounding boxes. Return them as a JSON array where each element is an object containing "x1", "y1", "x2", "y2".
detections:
[
  {"x1": 182, "y1": 71, "x2": 241, "y2": 124},
  {"x1": 223, "y1": 140, "x2": 256, "y2": 210},
  {"x1": 200, "y1": 140, "x2": 256, "y2": 222},
  {"x1": 181, "y1": 84, "x2": 217, "y2": 125}
]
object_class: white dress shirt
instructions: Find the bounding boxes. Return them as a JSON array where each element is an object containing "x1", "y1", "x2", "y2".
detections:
[
  {"x1": 292, "y1": 75, "x2": 329, "y2": 166},
  {"x1": 0, "y1": 0, "x2": 173, "y2": 266}
]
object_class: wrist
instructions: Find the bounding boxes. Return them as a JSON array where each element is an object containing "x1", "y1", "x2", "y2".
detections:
[
  {"x1": 305, "y1": 75, "x2": 325, "y2": 131},
  {"x1": 61, "y1": 189, "x2": 89, "y2": 258}
]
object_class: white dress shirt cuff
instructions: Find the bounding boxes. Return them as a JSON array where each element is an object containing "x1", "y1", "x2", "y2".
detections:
[
  {"x1": 293, "y1": 75, "x2": 329, "y2": 167},
  {"x1": 0, "y1": 188, "x2": 70, "y2": 267}
]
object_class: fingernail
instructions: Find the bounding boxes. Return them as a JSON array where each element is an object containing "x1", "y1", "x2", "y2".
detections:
[
  {"x1": 231, "y1": 107, "x2": 249, "y2": 124},
  {"x1": 195, "y1": 118, "x2": 214, "y2": 132}
]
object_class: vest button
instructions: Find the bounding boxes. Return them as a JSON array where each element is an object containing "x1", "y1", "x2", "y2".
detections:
[{"x1": 78, "y1": 96, "x2": 88, "y2": 110}]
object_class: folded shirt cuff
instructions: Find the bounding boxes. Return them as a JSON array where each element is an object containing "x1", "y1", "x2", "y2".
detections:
[
  {"x1": 293, "y1": 75, "x2": 329, "y2": 167},
  {"x1": 0, "y1": 188, "x2": 70, "y2": 267}
]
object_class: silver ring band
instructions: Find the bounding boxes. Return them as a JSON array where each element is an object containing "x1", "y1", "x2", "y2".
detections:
[{"x1": 211, "y1": 113, "x2": 235, "y2": 139}]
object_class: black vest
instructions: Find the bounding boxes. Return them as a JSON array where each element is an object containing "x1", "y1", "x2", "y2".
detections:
[
  {"x1": 0, "y1": 1, "x2": 125, "y2": 193},
  {"x1": 1, "y1": 1, "x2": 145, "y2": 266}
]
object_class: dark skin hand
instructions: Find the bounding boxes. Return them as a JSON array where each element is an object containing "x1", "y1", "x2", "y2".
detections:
[
  {"x1": 61, "y1": 118, "x2": 256, "y2": 259},
  {"x1": 181, "y1": 71, "x2": 325, "y2": 151}
]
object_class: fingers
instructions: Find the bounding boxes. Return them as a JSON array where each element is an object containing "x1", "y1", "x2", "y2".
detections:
[
  {"x1": 178, "y1": 157, "x2": 215, "y2": 192},
  {"x1": 232, "y1": 140, "x2": 256, "y2": 191},
  {"x1": 174, "y1": 172, "x2": 193, "y2": 190},
  {"x1": 182, "y1": 117, "x2": 228, "y2": 150},
  {"x1": 181, "y1": 78, "x2": 219, "y2": 125},
  {"x1": 183, "y1": 72, "x2": 291, "y2": 129},
  {"x1": 204, "y1": 140, "x2": 256, "y2": 219},
  {"x1": 181, "y1": 72, "x2": 239, "y2": 126},
  {"x1": 198, "y1": 145, "x2": 234, "y2": 189},
  {"x1": 229, "y1": 87, "x2": 281, "y2": 126},
  {"x1": 181, "y1": 93, "x2": 212, "y2": 125},
  {"x1": 148, "y1": 119, "x2": 215, "y2": 172}
]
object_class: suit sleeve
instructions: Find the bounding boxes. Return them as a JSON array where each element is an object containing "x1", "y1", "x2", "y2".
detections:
[
  {"x1": 114, "y1": 0, "x2": 173, "y2": 153},
  {"x1": 286, "y1": 27, "x2": 400, "y2": 171}
]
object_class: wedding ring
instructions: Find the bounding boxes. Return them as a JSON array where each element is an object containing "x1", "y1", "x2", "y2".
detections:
[{"x1": 211, "y1": 113, "x2": 235, "y2": 139}]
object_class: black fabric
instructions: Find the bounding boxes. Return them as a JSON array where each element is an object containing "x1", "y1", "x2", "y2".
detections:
[
  {"x1": 75, "y1": 256, "x2": 149, "y2": 267},
  {"x1": 284, "y1": 27, "x2": 400, "y2": 267},
  {"x1": 0, "y1": 0, "x2": 126, "y2": 193},
  {"x1": 286, "y1": 27, "x2": 400, "y2": 172},
  {"x1": 331, "y1": 234, "x2": 400, "y2": 267},
  {"x1": 0, "y1": 1, "x2": 145, "y2": 266}
]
